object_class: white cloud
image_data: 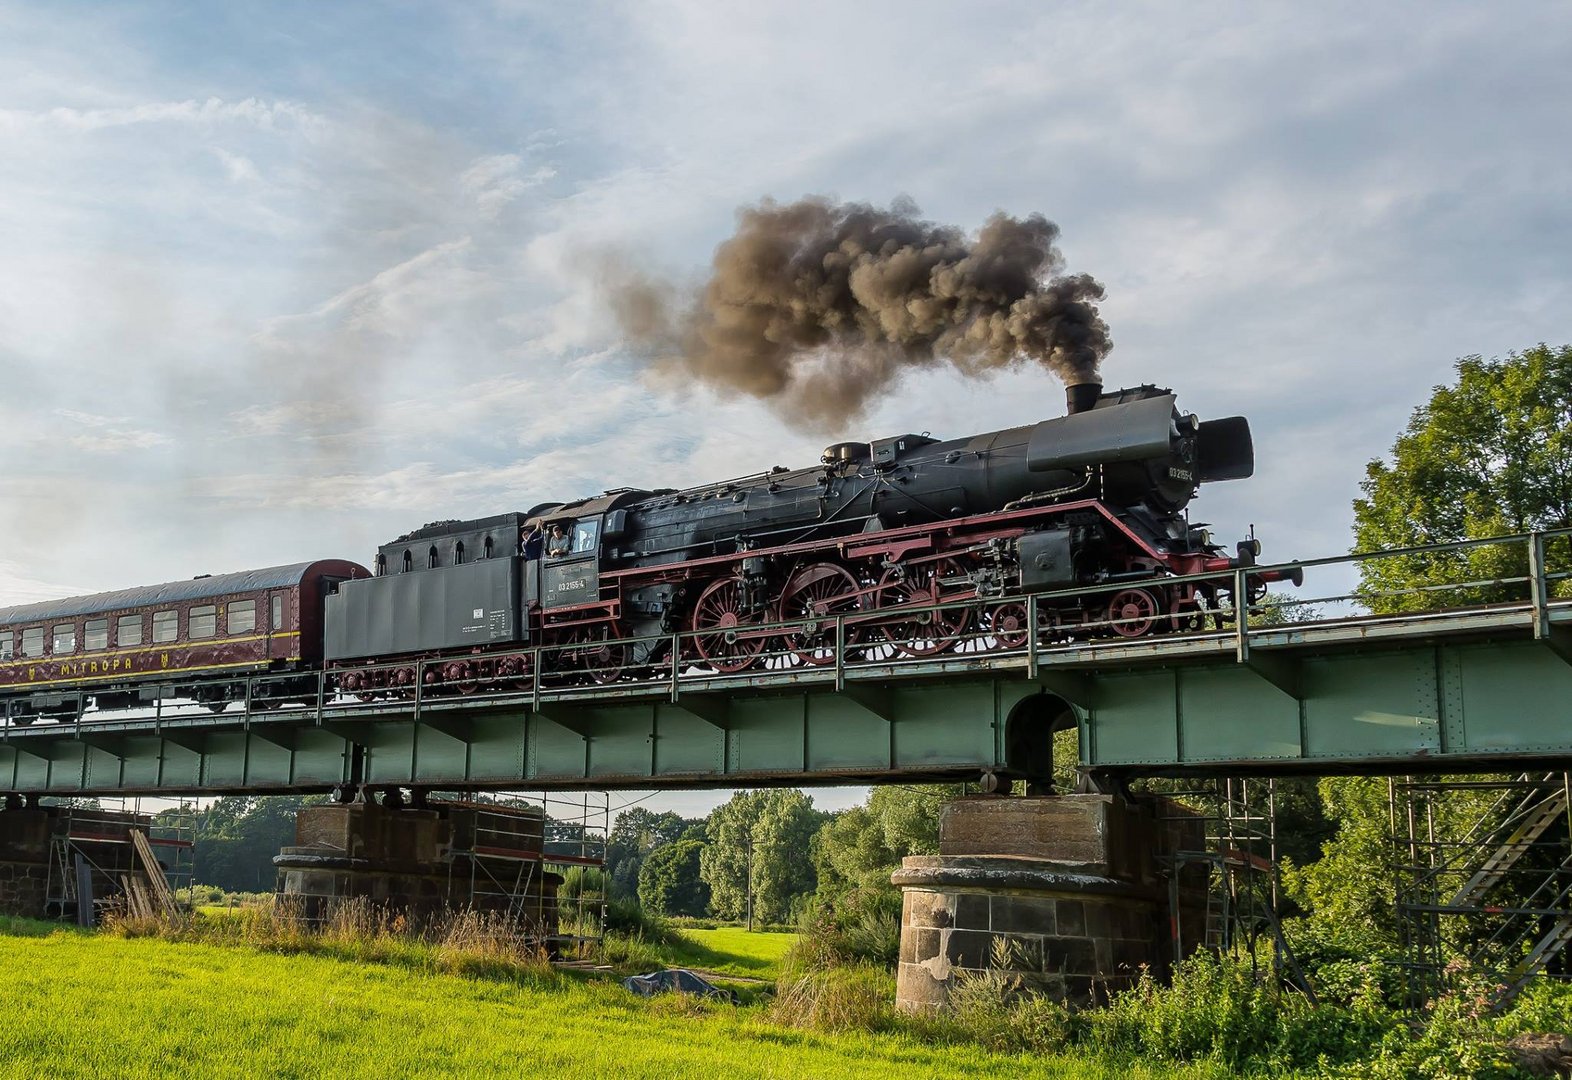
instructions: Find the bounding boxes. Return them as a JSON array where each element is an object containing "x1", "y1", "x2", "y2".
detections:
[{"x1": 0, "y1": 96, "x2": 324, "y2": 135}]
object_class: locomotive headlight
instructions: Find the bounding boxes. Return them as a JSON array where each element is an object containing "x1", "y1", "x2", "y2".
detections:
[{"x1": 1172, "y1": 413, "x2": 1199, "y2": 439}]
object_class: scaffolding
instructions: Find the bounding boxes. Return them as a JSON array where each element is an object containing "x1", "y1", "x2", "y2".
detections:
[
  {"x1": 420, "y1": 789, "x2": 608, "y2": 953},
  {"x1": 1391, "y1": 772, "x2": 1572, "y2": 1008},
  {"x1": 40, "y1": 797, "x2": 195, "y2": 925},
  {"x1": 537, "y1": 790, "x2": 609, "y2": 955},
  {"x1": 1154, "y1": 777, "x2": 1312, "y2": 997}
]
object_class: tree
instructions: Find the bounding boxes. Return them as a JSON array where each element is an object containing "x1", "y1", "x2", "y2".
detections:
[
  {"x1": 1353, "y1": 345, "x2": 1572, "y2": 613},
  {"x1": 604, "y1": 808, "x2": 696, "y2": 900},
  {"x1": 1297, "y1": 345, "x2": 1572, "y2": 943},
  {"x1": 813, "y1": 785, "x2": 952, "y2": 897},
  {"x1": 638, "y1": 838, "x2": 710, "y2": 916},
  {"x1": 191, "y1": 795, "x2": 328, "y2": 891},
  {"x1": 700, "y1": 789, "x2": 824, "y2": 923}
]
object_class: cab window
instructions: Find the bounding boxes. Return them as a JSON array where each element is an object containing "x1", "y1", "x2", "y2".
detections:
[
  {"x1": 21, "y1": 627, "x2": 44, "y2": 658},
  {"x1": 189, "y1": 605, "x2": 217, "y2": 640},
  {"x1": 152, "y1": 610, "x2": 178, "y2": 644},
  {"x1": 52, "y1": 623, "x2": 76, "y2": 655},
  {"x1": 84, "y1": 618, "x2": 109, "y2": 651},
  {"x1": 572, "y1": 520, "x2": 599, "y2": 554},
  {"x1": 545, "y1": 523, "x2": 573, "y2": 559}
]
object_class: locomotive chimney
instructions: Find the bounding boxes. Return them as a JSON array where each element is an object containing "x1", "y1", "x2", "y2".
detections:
[{"x1": 1065, "y1": 381, "x2": 1102, "y2": 415}]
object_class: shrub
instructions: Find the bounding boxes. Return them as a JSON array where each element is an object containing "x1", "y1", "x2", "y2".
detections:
[
  {"x1": 1499, "y1": 979, "x2": 1572, "y2": 1038},
  {"x1": 789, "y1": 884, "x2": 902, "y2": 969},
  {"x1": 604, "y1": 897, "x2": 673, "y2": 943},
  {"x1": 1084, "y1": 951, "x2": 1397, "y2": 1071}
]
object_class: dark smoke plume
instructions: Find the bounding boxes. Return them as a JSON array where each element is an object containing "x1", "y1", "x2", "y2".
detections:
[{"x1": 611, "y1": 196, "x2": 1110, "y2": 429}]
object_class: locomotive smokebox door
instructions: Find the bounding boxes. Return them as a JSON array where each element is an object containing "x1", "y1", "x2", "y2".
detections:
[{"x1": 1018, "y1": 529, "x2": 1076, "y2": 590}]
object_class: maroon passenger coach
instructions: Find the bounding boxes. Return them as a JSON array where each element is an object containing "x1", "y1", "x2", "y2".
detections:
[{"x1": 0, "y1": 560, "x2": 368, "y2": 723}]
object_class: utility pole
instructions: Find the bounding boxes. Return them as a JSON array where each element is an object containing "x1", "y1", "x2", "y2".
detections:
[{"x1": 744, "y1": 829, "x2": 754, "y2": 932}]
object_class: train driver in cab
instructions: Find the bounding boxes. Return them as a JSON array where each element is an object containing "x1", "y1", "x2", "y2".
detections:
[{"x1": 545, "y1": 523, "x2": 572, "y2": 558}]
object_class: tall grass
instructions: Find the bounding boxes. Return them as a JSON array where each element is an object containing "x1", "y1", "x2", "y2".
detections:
[{"x1": 104, "y1": 897, "x2": 561, "y2": 987}]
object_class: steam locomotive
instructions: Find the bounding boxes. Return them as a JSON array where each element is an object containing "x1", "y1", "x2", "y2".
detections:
[{"x1": 0, "y1": 382, "x2": 1295, "y2": 720}]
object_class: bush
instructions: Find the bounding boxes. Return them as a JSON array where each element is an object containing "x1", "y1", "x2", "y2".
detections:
[
  {"x1": 1499, "y1": 979, "x2": 1572, "y2": 1038},
  {"x1": 603, "y1": 897, "x2": 674, "y2": 943},
  {"x1": 1280, "y1": 916, "x2": 1406, "y2": 1008},
  {"x1": 1084, "y1": 951, "x2": 1398, "y2": 1071},
  {"x1": 790, "y1": 884, "x2": 902, "y2": 968},
  {"x1": 945, "y1": 942, "x2": 1078, "y2": 1055}
]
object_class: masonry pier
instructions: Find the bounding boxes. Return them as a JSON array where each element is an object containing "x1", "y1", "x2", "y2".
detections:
[
  {"x1": 273, "y1": 799, "x2": 564, "y2": 938},
  {"x1": 0, "y1": 802, "x2": 187, "y2": 923},
  {"x1": 893, "y1": 794, "x2": 1204, "y2": 1009}
]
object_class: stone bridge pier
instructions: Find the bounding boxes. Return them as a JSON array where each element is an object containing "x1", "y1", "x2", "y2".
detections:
[{"x1": 892, "y1": 793, "x2": 1204, "y2": 1009}]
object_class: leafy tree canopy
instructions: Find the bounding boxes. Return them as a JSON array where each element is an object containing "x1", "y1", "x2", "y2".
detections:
[
  {"x1": 699, "y1": 789, "x2": 824, "y2": 923},
  {"x1": 1353, "y1": 344, "x2": 1572, "y2": 612},
  {"x1": 605, "y1": 808, "x2": 697, "y2": 900},
  {"x1": 638, "y1": 838, "x2": 710, "y2": 917},
  {"x1": 813, "y1": 785, "x2": 953, "y2": 896}
]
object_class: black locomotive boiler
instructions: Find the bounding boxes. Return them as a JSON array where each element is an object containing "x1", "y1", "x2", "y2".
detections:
[{"x1": 328, "y1": 381, "x2": 1295, "y2": 694}]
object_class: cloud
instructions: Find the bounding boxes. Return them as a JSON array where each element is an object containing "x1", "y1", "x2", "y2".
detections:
[{"x1": 0, "y1": 96, "x2": 324, "y2": 135}]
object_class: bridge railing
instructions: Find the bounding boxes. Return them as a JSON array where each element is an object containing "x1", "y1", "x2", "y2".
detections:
[{"x1": 19, "y1": 527, "x2": 1572, "y2": 730}]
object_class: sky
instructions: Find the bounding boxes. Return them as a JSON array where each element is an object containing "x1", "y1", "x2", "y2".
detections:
[{"x1": 3, "y1": 1, "x2": 1570, "y2": 820}]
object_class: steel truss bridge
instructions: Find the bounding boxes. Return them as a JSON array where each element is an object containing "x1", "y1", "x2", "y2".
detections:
[{"x1": 2, "y1": 531, "x2": 1569, "y2": 797}]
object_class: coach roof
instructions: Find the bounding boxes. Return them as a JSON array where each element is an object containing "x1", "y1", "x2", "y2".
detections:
[{"x1": 0, "y1": 561, "x2": 360, "y2": 625}]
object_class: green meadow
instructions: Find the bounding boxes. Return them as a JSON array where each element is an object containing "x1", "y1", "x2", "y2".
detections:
[{"x1": 0, "y1": 921, "x2": 1236, "y2": 1080}]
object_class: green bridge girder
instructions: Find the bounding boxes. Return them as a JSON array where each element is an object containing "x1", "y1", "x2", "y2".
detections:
[{"x1": 1, "y1": 599, "x2": 1568, "y2": 797}]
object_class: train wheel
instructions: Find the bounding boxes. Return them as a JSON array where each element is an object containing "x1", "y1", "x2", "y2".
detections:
[
  {"x1": 584, "y1": 626, "x2": 628, "y2": 685},
  {"x1": 444, "y1": 660, "x2": 479, "y2": 694},
  {"x1": 1106, "y1": 588, "x2": 1160, "y2": 637},
  {"x1": 777, "y1": 563, "x2": 862, "y2": 666},
  {"x1": 988, "y1": 601, "x2": 1032, "y2": 650},
  {"x1": 691, "y1": 577, "x2": 764, "y2": 674},
  {"x1": 877, "y1": 559, "x2": 971, "y2": 657}
]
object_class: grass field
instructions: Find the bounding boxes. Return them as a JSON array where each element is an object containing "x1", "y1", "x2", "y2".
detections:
[
  {"x1": 0, "y1": 922, "x2": 1246, "y2": 1080},
  {"x1": 663, "y1": 927, "x2": 796, "y2": 980}
]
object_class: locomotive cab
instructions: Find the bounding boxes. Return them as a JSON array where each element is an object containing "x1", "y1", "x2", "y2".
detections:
[{"x1": 538, "y1": 516, "x2": 602, "y2": 610}]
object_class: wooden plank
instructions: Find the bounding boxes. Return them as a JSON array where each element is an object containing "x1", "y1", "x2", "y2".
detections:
[{"x1": 130, "y1": 829, "x2": 176, "y2": 916}]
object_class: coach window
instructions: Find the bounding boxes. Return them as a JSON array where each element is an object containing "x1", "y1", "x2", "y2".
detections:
[
  {"x1": 84, "y1": 618, "x2": 109, "y2": 651},
  {"x1": 152, "y1": 610, "x2": 178, "y2": 644},
  {"x1": 52, "y1": 623, "x2": 76, "y2": 655},
  {"x1": 228, "y1": 599, "x2": 256, "y2": 635},
  {"x1": 118, "y1": 614, "x2": 144, "y2": 648},
  {"x1": 21, "y1": 627, "x2": 43, "y2": 658},
  {"x1": 189, "y1": 605, "x2": 217, "y2": 640},
  {"x1": 0, "y1": 632, "x2": 13, "y2": 660},
  {"x1": 270, "y1": 594, "x2": 284, "y2": 631}
]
